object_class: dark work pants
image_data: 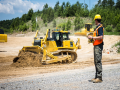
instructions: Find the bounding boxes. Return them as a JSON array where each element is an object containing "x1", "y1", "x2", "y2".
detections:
[{"x1": 94, "y1": 43, "x2": 103, "y2": 80}]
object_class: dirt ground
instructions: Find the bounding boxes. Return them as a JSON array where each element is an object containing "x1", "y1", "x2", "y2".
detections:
[{"x1": 0, "y1": 34, "x2": 120, "y2": 80}]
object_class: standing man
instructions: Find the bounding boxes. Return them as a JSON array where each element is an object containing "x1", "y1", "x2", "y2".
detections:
[{"x1": 88, "y1": 14, "x2": 104, "y2": 83}]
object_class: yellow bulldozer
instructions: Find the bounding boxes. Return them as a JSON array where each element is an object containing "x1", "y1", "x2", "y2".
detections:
[
  {"x1": 74, "y1": 23, "x2": 94, "y2": 36},
  {"x1": 15, "y1": 29, "x2": 81, "y2": 64},
  {"x1": 0, "y1": 29, "x2": 7, "y2": 42}
]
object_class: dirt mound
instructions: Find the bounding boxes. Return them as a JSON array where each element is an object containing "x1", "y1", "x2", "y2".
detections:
[{"x1": 11, "y1": 51, "x2": 43, "y2": 67}]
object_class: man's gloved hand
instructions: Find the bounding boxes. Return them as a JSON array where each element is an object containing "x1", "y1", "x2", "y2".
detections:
[{"x1": 88, "y1": 36, "x2": 93, "y2": 39}]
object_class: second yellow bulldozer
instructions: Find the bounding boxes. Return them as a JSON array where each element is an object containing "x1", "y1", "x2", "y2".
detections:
[
  {"x1": 16, "y1": 29, "x2": 81, "y2": 64},
  {"x1": 74, "y1": 23, "x2": 94, "y2": 36}
]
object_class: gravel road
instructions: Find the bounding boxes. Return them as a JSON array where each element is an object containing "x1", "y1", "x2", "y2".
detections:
[{"x1": 0, "y1": 64, "x2": 120, "y2": 90}]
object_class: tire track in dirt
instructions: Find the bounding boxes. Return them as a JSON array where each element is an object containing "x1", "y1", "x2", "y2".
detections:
[{"x1": 0, "y1": 55, "x2": 120, "y2": 79}]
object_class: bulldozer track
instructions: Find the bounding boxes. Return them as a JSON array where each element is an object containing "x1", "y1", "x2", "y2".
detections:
[
  {"x1": 51, "y1": 49, "x2": 77, "y2": 62},
  {"x1": 12, "y1": 49, "x2": 77, "y2": 66}
]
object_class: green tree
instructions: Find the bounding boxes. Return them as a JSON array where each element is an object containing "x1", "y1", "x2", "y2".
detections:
[
  {"x1": 105, "y1": 25, "x2": 112, "y2": 32},
  {"x1": 102, "y1": 0, "x2": 108, "y2": 8},
  {"x1": 10, "y1": 17, "x2": 20, "y2": 30},
  {"x1": 60, "y1": 2, "x2": 66, "y2": 17},
  {"x1": 31, "y1": 14, "x2": 36, "y2": 23},
  {"x1": 41, "y1": 14, "x2": 47, "y2": 23},
  {"x1": 27, "y1": 8, "x2": 33, "y2": 20},
  {"x1": 116, "y1": 23, "x2": 120, "y2": 32},
  {"x1": 47, "y1": 7, "x2": 54, "y2": 22},
  {"x1": 54, "y1": 1, "x2": 60, "y2": 17},
  {"x1": 42, "y1": 3, "x2": 48, "y2": 15},
  {"x1": 74, "y1": 17, "x2": 81, "y2": 30},
  {"x1": 54, "y1": 1, "x2": 59, "y2": 12},
  {"x1": 53, "y1": 19, "x2": 56, "y2": 27},
  {"x1": 10, "y1": 28, "x2": 13, "y2": 33},
  {"x1": 36, "y1": 10, "x2": 41, "y2": 16},
  {"x1": 65, "y1": 1, "x2": 71, "y2": 17},
  {"x1": 21, "y1": 14, "x2": 27, "y2": 22},
  {"x1": 107, "y1": 0, "x2": 114, "y2": 9},
  {"x1": 113, "y1": 14, "x2": 120, "y2": 27},
  {"x1": 19, "y1": 24, "x2": 28, "y2": 31},
  {"x1": 45, "y1": 23, "x2": 47, "y2": 27},
  {"x1": 115, "y1": 0, "x2": 120, "y2": 9},
  {"x1": 65, "y1": 19, "x2": 71, "y2": 30},
  {"x1": 73, "y1": 1, "x2": 83, "y2": 16},
  {"x1": 57, "y1": 24, "x2": 62, "y2": 28},
  {"x1": 32, "y1": 21, "x2": 36, "y2": 31},
  {"x1": 98, "y1": 0, "x2": 102, "y2": 6},
  {"x1": 62, "y1": 23, "x2": 65, "y2": 30},
  {"x1": 41, "y1": 4, "x2": 54, "y2": 23},
  {"x1": 10, "y1": 20, "x2": 15, "y2": 29}
]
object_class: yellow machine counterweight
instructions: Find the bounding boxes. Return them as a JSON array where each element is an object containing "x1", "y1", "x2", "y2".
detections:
[{"x1": 0, "y1": 29, "x2": 7, "y2": 42}]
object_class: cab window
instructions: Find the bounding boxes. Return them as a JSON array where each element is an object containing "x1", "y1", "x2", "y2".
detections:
[{"x1": 63, "y1": 33, "x2": 69, "y2": 40}]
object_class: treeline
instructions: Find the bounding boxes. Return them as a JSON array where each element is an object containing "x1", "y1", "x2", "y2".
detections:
[
  {"x1": 0, "y1": 9, "x2": 41, "y2": 33},
  {"x1": 0, "y1": 19, "x2": 14, "y2": 33},
  {"x1": 89, "y1": 0, "x2": 120, "y2": 33},
  {"x1": 41, "y1": 1, "x2": 89, "y2": 23},
  {"x1": 0, "y1": 0, "x2": 120, "y2": 33},
  {"x1": 0, "y1": 1, "x2": 89, "y2": 33},
  {"x1": 10, "y1": 9, "x2": 41, "y2": 32}
]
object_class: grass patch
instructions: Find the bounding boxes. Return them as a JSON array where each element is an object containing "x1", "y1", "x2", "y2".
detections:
[
  {"x1": 114, "y1": 41, "x2": 120, "y2": 53},
  {"x1": 115, "y1": 41, "x2": 120, "y2": 47},
  {"x1": 104, "y1": 31, "x2": 120, "y2": 35}
]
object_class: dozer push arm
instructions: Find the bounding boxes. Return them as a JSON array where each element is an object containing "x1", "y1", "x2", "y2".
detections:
[
  {"x1": 44, "y1": 29, "x2": 49, "y2": 43},
  {"x1": 34, "y1": 29, "x2": 49, "y2": 45},
  {"x1": 75, "y1": 38, "x2": 81, "y2": 51},
  {"x1": 35, "y1": 30, "x2": 39, "y2": 38}
]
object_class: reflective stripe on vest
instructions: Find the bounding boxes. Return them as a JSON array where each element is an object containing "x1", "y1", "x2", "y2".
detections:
[{"x1": 93, "y1": 24, "x2": 104, "y2": 46}]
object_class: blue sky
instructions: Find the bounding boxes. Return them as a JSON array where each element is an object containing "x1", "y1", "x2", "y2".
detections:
[{"x1": 0, "y1": 0, "x2": 117, "y2": 21}]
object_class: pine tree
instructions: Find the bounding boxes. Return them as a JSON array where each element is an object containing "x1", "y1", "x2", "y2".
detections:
[
  {"x1": 74, "y1": 17, "x2": 81, "y2": 30},
  {"x1": 54, "y1": 1, "x2": 60, "y2": 17},
  {"x1": 65, "y1": 2, "x2": 71, "y2": 17},
  {"x1": 116, "y1": 0, "x2": 120, "y2": 9},
  {"x1": 98, "y1": 0, "x2": 102, "y2": 6},
  {"x1": 107, "y1": 0, "x2": 114, "y2": 9},
  {"x1": 60, "y1": 2, "x2": 66, "y2": 17},
  {"x1": 21, "y1": 14, "x2": 27, "y2": 22},
  {"x1": 27, "y1": 8, "x2": 33, "y2": 20},
  {"x1": 102, "y1": 0, "x2": 108, "y2": 8},
  {"x1": 47, "y1": 7, "x2": 54, "y2": 22}
]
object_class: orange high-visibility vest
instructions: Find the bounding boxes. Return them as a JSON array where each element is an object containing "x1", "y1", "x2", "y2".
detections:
[{"x1": 93, "y1": 24, "x2": 104, "y2": 46}]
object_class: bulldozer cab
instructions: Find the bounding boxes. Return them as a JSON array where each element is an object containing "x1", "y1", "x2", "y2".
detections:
[
  {"x1": 52, "y1": 31, "x2": 70, "y2": 47},
  {"x1": 85, "y1": 23, "x2": 92, "y2": 31}
]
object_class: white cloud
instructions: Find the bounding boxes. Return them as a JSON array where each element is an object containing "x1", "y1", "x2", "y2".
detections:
[
  {"x1": 0, "y1": 0, "x2": 44, "y2": 14},
  {"x1": 0, "y1": 3, "x2": 14, "y2": 14}
]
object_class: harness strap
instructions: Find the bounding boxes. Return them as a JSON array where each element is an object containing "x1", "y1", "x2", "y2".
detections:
[{"x1": 96, "y1": 24, "x2": 103, "y2": 36}]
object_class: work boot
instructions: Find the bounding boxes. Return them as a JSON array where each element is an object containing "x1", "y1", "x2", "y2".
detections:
[
  {"x1": 93, "y1": 78, "x2": 102, "y2": 83},
  {"x1": 91, "y1": 78, "x2": 96, "y2": 82},
  {"x1": 88, "y1": 78, "x2": 96, "y2": 82}
]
